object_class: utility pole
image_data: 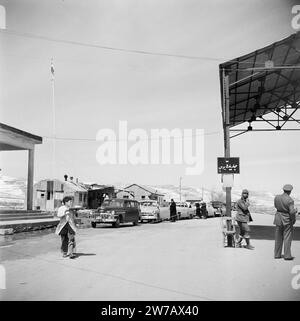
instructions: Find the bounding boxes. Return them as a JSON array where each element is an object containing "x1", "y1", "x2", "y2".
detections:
[
  {"x1": 51, "y1": 58, "x2": 56, "y2": 180},
  {"x1": 179, "y1": 177, "x2": 182, "y2": 202}
]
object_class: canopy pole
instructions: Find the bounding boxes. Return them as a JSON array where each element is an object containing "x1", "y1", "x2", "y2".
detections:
[{"x1": 222, "y1": 68, "x2": 233, "y2": 247}]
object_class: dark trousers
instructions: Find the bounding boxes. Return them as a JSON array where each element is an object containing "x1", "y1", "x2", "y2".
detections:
[
  {"x1": 170, "y1": 213, "x2": 177, "y2": 222},
  {"x1": 59, "y1": 223, "x2": 76, "y2": 255},
  {"x1": 274, "y1": 224, "x2": 293, "y2": 259},
  {"x1": 237, "y1": 221, "x2": 250, "y2": 239}
]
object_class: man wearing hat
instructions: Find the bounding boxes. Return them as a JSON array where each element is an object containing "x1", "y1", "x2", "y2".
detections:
[
  {"x1": 235, "y1": 189, "x2": 254, "y2": 250},
  {"x1": 274, "y1": 184, "x2": 298, "y2": 260}
]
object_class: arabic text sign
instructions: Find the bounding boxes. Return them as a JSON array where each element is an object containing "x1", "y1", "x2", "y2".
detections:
[{"x1": 217, "y1": 157, "x2": 240, "y2": 174}]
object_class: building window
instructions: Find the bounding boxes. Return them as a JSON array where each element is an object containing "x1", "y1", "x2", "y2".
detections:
[
  {"x1": 141, "y1": 196, "x2": 145, "y2": 199},
  {"x1": 79, "y1": 193, "x2": 83, "y2": 202}
]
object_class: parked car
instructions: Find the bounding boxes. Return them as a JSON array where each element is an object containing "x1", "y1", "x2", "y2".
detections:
[
  {"x1": 175, "y1": 202, "x2": 194, "y2": 219},
  {"x1": 139, "y1": 200, "x2": 160, "y2": 222},
  {"x1": 90, "y1": 198, "x2": 140, "y2": 228},
  {"x1": 213, "y1": 206, "x2": 223, "y2": 217},
  {"x1": 206, "y1": 203, "x2": 215, "y2": 218}
]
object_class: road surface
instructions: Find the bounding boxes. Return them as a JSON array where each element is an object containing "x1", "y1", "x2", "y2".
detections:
[{"x1": 0, "y1": 213, "x2": 300, "y2": 300}]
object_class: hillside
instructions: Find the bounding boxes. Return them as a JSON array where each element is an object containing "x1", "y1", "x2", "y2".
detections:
[{"x1": 1, "y1": 175, "x2": 299, "y2": 214}]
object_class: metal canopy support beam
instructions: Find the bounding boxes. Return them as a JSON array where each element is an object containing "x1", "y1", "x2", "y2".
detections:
[{"x1": 222, "y1": 69, "x2": 233, "y2": 247}]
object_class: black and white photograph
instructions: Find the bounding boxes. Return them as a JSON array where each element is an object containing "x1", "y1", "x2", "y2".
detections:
[{"x1": 0, "y1": 0, "x2": 300, "y2": 305}]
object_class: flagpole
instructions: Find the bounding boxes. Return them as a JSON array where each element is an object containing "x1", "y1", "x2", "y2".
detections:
[{"x1": 51, "y1": 58, "x2": 56, "y2": 179}]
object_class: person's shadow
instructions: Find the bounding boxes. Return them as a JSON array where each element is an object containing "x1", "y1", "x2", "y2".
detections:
[{"x1": 73, "y1": 253, "x2": 96, "y2": 258}]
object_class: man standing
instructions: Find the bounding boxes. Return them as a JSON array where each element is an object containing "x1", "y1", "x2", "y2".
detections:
[
  {"x1": 235, "y1": 189, "x2": 254, "y2": 250},
  {"x1": 274, "y1": 184, "x2": 298, "y2": 260},
  {"x1": 55, "y1": 196, "x2": 77, "y2": 259},
  {"x1": 170, "y1": 199, "x2": 177, "y2": 222}
]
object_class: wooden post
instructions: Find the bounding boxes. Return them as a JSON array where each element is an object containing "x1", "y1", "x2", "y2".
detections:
[{"x1": 27, "y1": 148, "x2": 34, "y2": 210}]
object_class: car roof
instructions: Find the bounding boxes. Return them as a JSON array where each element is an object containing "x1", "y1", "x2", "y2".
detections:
[{"x1": 104, "y1": 198, "x2": 138, "y2": 203}]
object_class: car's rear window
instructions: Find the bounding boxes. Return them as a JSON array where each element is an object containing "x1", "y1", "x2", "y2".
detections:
[{"x1": 140, "y1": 202, "x2": 156, "y2": 206}]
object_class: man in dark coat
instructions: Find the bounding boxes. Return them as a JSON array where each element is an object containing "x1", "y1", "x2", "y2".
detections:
[
  {"x1": 274, "y1": 184, "x2": 298, "y2": 260},
  {"x1": 170, "y1": 199, "x2": 177, "y2": 222}
]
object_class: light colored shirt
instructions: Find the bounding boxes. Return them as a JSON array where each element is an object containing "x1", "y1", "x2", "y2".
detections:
[{"x1": 55, "y1": 205, "x2": 77, "y2": 235}]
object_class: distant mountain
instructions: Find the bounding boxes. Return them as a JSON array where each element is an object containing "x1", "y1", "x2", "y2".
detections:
[{"x1": 0, "y1": 175, "x2": 26, "y2": 209}]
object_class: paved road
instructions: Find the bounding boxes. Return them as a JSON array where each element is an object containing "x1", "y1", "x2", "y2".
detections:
[{"x1": 0, "y1": 214, "x2": 300, "y2": 300}]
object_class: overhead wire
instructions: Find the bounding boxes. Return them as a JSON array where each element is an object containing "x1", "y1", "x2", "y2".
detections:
[
  {"x1": 42, "y1": 130, "x2": 222, "y2": 142},
  {"x1": 0, "y1": 28, "x2": 268, "y2": 66}
]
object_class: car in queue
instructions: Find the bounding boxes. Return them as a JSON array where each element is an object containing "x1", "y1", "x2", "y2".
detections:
[
  {"x1": 206, "y1": 202, "x2": 216, "y2": 218},
  {"x1": 139, "y1": 200, "x2": 161, "y2": 223},
  {"x1": 90, "y1": 198, "x2": 140, "y2": 228},
  {"x1": 211, "y1": 201, "x2": 224, "y2": 217},
  {"x1": 175, "y1": 202, "x2": 194, "y2": 219}
]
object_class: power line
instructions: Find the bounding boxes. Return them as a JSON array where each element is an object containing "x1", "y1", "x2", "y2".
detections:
[
  {"x1": 0, "y1": 28, "x2": 266, "y2": 65},
  {"x1": 42, "y1": 131, "x2": 222, "y2": 142}
]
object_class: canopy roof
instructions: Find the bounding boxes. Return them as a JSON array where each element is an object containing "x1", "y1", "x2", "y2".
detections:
[
  {"x1": 0, "y1": 122, "x2": 42, "y2": 150},
  {"x1": 219, "y1": 32, "x2": 300, "y2": 134}
]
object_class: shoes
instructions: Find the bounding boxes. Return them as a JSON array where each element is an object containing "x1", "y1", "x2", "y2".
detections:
[
  {"x1": 274, "y1": 256, "x2": 282, "y2": 259},
  {"x1": 69, "y1": 254, "x2": 76, "y2": 259},
  {"x1": 284, "y1": 257, "x2": 294, "y2": 261},
  {"x1": 62, "y1": 253, "x2": 69, "y2": 258},
  {"x1": 246, "y1": 245, "x2": 255, "y2": 250}
]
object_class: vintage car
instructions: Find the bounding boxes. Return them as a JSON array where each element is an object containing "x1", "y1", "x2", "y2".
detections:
[
  {"x1": 206, "y1": 203, "x2": 216, "y2": 218},
  {"x1": 139, "y1": 200, "x2": 161, "y2": 222},
  {"x1": 175, "y1": 202, "x2": 194, "y2": 219},
  {"x1": 211, "y1": 201, "x2": 224, "y2": 217},
  {"x1": 91, "y1": 198, "x2": 140, "y2": 228}
]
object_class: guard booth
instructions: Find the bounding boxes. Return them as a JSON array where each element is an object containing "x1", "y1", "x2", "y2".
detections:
[{"x1": 219, "y1": 32, "x2": 300, "y2": 244}]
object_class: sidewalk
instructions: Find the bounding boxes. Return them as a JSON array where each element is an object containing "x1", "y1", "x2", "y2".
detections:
[{"x1": 0, "y1": 213, "x2": 299, "y2": 301}]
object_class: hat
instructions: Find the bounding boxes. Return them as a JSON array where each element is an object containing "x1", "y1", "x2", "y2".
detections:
[
  {"x1": 242, "y1": 189, "x2": 249, "y2": 194},
  {"x1": 283, "y1": 184, "x2": 293, "y2": 192}
]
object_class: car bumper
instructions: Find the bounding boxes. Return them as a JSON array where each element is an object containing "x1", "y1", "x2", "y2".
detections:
[
  {"x1": 141, "y1": 214, "x2": 158, "y2": 221},
  {"x1": 91, "y1": 216, "x2": 116, "y2": 223}
]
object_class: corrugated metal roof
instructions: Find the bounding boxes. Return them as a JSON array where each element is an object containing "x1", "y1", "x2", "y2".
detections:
[{"x1": 220, "y1": 32, "x2": 300, "y2": 129}]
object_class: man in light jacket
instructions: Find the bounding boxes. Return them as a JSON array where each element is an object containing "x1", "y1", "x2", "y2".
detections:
[
  {"x1": 55, "y1": 196, "x2": 77, "y2": 259},
  {"x1": 274, "y1": 184, "x2": 298, "y2": 260}
]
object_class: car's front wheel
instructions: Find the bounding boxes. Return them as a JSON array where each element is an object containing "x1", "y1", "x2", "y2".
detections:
[{"x1": 91, "y1": 222, "x2": 97, "y2": 228}]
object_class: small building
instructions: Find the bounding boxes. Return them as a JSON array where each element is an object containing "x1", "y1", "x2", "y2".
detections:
[
  {"x1": 33, "y1": 176, "x2": 88, "y2": 211},
  {"x1": 116, "y1": 184, "x2": 165, "y2": 205}
]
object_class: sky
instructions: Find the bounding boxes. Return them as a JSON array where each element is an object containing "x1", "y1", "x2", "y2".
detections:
[{"x1": 0, "y1": 0, "x2": 300, "y2": 196}]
